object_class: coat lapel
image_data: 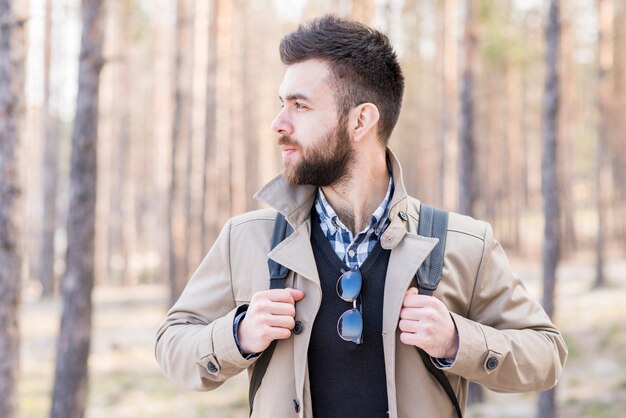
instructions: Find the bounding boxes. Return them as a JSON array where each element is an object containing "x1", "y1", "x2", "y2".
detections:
[
  {"x1": 268, "y1": 219, "x2": 321, "y2": 415},
  {"x1": 268, "y1": 219, "x2": 319, "y2": 287},
  {"x1": 382, "y1": 232, "x2": 438, "y2": 417}
]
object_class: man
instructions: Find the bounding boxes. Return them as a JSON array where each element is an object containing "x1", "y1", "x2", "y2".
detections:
[{"x1": 155, "y1": 16, "x2": 567, "y2": 418}]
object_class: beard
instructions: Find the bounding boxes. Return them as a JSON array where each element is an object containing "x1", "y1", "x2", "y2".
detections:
[{"x1": 280, "y1": 118, "x2": 354, "y2": 187}]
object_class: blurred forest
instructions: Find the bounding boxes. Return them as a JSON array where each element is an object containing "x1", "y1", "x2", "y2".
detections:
[{"x1": 1, "y1": 0, "x2": 626, "y2": 417}]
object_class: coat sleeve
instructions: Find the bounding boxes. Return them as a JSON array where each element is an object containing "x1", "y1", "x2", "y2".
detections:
[
  {"x1": 444, "y1": 223, "x2": 568, "y2": 392},
  {"x1": 155, "y1": 219, "x2": 256, "y2": 391}
]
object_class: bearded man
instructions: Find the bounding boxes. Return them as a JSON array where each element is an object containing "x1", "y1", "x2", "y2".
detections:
[{"x1": 156, "y1": 15, "x2": 567, "y2": 418}]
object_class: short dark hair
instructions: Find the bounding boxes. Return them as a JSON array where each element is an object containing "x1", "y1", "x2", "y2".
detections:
[{"x1": 279, "y1": 15, "x2": 404, "y2": 145}]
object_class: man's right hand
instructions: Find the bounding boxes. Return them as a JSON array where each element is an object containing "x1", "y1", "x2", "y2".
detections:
[{"x1": 237, "y1": 288, "x2": 305, "y2": 354}]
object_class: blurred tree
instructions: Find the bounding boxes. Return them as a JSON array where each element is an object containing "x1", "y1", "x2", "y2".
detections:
[
  {"x1": 215, "y1": 0, "x2": 232, "y2": 226},
  {"x1": 242, "y1": 0, "x2": 260, "y2": 212},
  {"x1": 594, "y1": 0, "x2": 612, "y2": 288},
  {"x1": 202, "y1": 0, "x2": 219, "y2": 254},
  {"x1": 39, "y1": 0, "x2": 58, "y2": 296},
  {"x1": 50, "y1": 0, "x2": 104, "y2": 417},
  {"x1": 460, "y1": 0, "x2": 483, "y2": 405},
  {"x1": 558, "y1": 5, "x2": 577, "y2": 257},
  {"x1": 458, "y1": 0, "x2": 477, "y2": 218},
  {"x1": 538, "y1": 1, "x2": 561, "y2": 417},
  {"x1": 437, "y1": 0, "x2": 455, "y2": 208},
  {"x1": 614, "y1": 1, "x2": 626, "y2": 245},
  {"x1": 352, "y1": 0, "x2": 375, "y2": 23},
  {"x1": 230, "y1": 0, "x2": 247, "y2": 215},
  {"x1": 107, "y1": 0, "x2": 136, "y2": 284},
  {"x1": 0, "y1": 0, "x2": 26, "y2": 416},
  {"x1": 168, "y1": 0, "x2": 195, "y2": 306}
]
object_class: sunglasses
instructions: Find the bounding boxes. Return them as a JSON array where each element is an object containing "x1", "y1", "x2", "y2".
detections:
[{"x1": 336, "y1": 269, "x2": 363, "y2": 344}]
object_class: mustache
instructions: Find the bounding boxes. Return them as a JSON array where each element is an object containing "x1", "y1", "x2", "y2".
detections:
[{"x1": 278, "y1": 136, "x2": 300, "y2": 148}]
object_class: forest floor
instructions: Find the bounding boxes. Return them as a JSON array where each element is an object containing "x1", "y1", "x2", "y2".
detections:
[{"x1": 19, "y1": 250, "x2": 626, "y2": 418}]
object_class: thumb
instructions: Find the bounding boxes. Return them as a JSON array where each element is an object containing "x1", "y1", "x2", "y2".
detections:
[
  {"x1": 405, "y1": 287, "x2": 419, "y2": 296},
  {"x1": 288, "y1": 288, "x2": 305, "y2": 302}
]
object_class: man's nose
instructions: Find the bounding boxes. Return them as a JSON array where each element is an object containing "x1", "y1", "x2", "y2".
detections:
[{"x1": 271, "y1": 108, "x2": 293, "y2": 136}]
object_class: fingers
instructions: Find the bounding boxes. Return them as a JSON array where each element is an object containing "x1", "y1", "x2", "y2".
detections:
[
  {"x1": 288, "y1": 288, "x2": 305, "y2": 301},
  {"x1": 398, "y1": 287, "x2": 459, "y2": 358},
  {"x1": 252, "y1": 299, "x2": 296, "y2": 317},
  {"x1": 261, "y1": 312, "x2": 296, "y2": 329},
  {"x1": 257, "y1": 288, "x2": 299, "y2": 304},
  {"x1": 238, "y1": 288, "x2": 304, "y2": 353},
  {"x1": 399, "y1": 305, "x2": 438, "y2": 321},
  {"x1": 400, "y1": 330, "x2": 428, "y2": 347},
  {"x1": 406, "y1": 287, "x2": 419, "y2": 296},
  {"x1": 402, "y1": 294, "x2": 438, "y2": 310}
]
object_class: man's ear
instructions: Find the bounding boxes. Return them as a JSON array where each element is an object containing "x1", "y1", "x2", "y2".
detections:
[{"x1": 350, "y1": 103, "x2": 380, "y2": 143}]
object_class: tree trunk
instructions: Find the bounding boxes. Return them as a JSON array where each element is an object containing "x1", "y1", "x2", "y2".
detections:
[
  {"x1": 50, "y1": 1, "x2": 104, "y2": 417},
  {"x1": 229, "y1": 0, "x2": 246, "y2": 215},
  {"x1": 0, "y1": 0, "x2": 26, "y2": 416},
  {"x1": 537, "y1": 1, "x2": 561, "y2": 417},
  {"x1": 458, "y1": 0, "x2": 477, "y2": 217},
  {"x1": 216, "y1": 0, "x2": 232, "y2": 223},
  {"x1": 613, "y1": 1, "x2": 626, "y2": 246},
  {"x1": 39, "y1": 0, "x2": 58, "y2": 296},
  {"x1": 459, "y1": 0, "x2": 483, "y2": 402},
  {"x1": 594, "y1": 0, "x2": 612, "y2": 288},
  {"x1": 559, "y1": 15, "x2": 577, "y2": 258},
  {"x1": 168, "y1": 0, "x2": 195, "y2": 306},
  {"x1": 243, "y1": 0, "x2": 259, "y2": 212},
  {"x1": 202, "y1": 0, "x2": 219, "y2": 254},
  {"x1": 106, "y1": 0, "x2": 136, "y2": 285},
  {"x1": 437, "y1": 0, "x2": 452, "y2": 208}
]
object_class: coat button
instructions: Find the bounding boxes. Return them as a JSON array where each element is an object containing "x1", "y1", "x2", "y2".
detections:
[
  {"x1": 486, "y1": 356, "x2": 499, "y2": 371},
  {"x1": 398, "y1": 211, "x2": 408, "y2": 221},
  {"x1": 207, "y1": 361, "x2": 218, "y2": 374},
  {"x1": 293, "y1": 321, "x2": 303, "y2": 334}
]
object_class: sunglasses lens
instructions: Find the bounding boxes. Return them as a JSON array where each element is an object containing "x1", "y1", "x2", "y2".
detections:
[
  {"x1": 336, "y1": 270, "x2": 362, "y2": 302},
  {"x1": 337, "y1": 308, "x2": 363, "y2": 344}
]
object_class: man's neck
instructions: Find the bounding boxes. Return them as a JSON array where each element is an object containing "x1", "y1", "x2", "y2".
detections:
[{"x1": 320, "y1": 150, "x2": 389, "y2": 235}]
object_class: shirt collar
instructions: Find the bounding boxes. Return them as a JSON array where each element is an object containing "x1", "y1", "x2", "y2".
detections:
[{"x1": 315, "y1": 175, "x2": 395, "y2": 238}]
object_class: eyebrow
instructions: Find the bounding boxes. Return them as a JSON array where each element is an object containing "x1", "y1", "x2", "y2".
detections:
[{"x1": 279, "y1": 93, "x2": 311, "y2": 102}]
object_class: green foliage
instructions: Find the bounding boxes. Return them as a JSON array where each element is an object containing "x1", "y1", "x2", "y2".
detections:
[
  {"x1": 479, "y1": 0, "x2": 530, "y2": 69},
  {"x1": 599, "y1": 323, "x2": 622, "y2": 349},
  {"x1": 582, "y1": 401, "x2": 616, "y2": 418},
  {"x1": 562, "y1": 333, "x2": 579, "y2": 359}
]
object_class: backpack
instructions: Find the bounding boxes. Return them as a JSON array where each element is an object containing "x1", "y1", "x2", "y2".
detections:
[{"x1": 248, "y1": 204, "x2": 462, "y2": 418}]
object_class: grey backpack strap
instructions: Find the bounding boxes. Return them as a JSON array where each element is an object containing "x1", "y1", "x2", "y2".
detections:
[
  {"x1": 417, "y1": 203, "x2": 449, "y2": 295},
  {"x1": 416, "y1": 204, "x2": 462, "y2": 418},
  {"x1": 268, "y1": 213, "x2": 293, "y2": 290},
  {"x1": 249, "y1": 213, "x2": 292, "y2": 415}
]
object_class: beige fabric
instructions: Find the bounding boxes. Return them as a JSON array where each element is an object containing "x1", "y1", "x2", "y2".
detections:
[{"x1": 155, "y1": 149, "x2": 567, "y2": 418}]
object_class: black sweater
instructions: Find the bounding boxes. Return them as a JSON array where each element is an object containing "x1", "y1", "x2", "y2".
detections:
[{"x1": 308, "y1": 214, "x2": 391, "y2": 418}]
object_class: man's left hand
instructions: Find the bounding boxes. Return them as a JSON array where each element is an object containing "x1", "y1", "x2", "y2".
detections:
[{"x1": 398, "y1": 287, "x2": 459, "y2": 360}]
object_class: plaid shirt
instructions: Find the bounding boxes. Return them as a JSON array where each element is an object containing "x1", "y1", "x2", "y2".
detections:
[{"x1": 314, "y1": 177, "x2": 394, "y2": 270}]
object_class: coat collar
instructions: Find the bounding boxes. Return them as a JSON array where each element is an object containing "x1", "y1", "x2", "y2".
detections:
[{"x1": 253, "y1": 147, "x2": 417, "y2": 250}]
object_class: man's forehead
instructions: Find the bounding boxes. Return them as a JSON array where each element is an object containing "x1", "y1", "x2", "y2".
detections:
[{"x1": 278, "y1": 59, "x2": 335, "y2": 101}]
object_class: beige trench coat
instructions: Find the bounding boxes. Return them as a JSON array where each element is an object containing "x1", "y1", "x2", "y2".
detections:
[{"x1": 155, "y1": 150, "x2": 567, "y2": 418}]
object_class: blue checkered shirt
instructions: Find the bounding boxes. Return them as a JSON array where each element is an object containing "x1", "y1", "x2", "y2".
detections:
[{"x1": 314, "y1": 177, "x2": 394, "y2": 270}]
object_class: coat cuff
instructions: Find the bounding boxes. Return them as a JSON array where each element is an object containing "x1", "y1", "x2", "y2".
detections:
[
  {"x1": 196, "y1": 306, "x2": 257, "y2": 377},
  {"x1": 443, "y1": 312, "x2": 506, "y2": 378}
]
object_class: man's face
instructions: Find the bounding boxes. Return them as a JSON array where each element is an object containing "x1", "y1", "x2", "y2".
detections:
[{"x1": 271, "y1": 59, "x2": 354, "y2": 186}]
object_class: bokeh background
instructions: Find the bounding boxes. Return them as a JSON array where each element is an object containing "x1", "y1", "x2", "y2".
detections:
[{"x1": 1, "y1": 0, "x2": 625, "y2": 417}]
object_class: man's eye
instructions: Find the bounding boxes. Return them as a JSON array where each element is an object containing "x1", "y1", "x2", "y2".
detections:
[{"x1": 294, "y1": 102, "x2": 306, "y2": 109}]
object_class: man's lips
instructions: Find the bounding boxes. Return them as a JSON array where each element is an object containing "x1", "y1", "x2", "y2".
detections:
[{"x1": 281, "y1": 146, "x2": 298, "y2": 158}]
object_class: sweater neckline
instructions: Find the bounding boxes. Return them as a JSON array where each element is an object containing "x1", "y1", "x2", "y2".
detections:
[{"x1": 310, "y1": 211, "x2": 387, "y2": 275}]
